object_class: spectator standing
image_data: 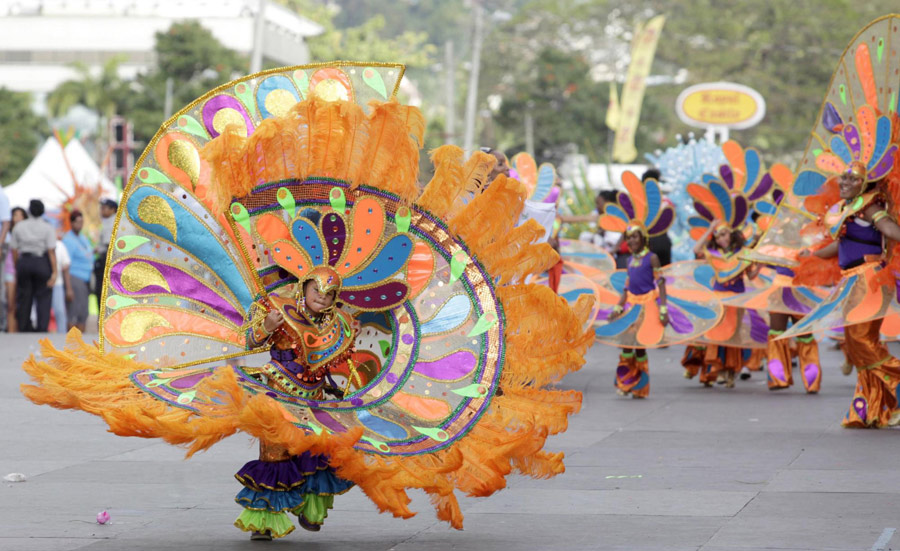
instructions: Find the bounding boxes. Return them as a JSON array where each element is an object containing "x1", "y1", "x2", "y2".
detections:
[
  {"x1": 51, "y1": 238, "x2": 72, "y2": 334},
  {"x1": 93, "y1": 199, "x2": 117, "y2": 299},
  {"x1": 10, "y1": 200, "x2": 57, "y2": 332},
  {"x1": 4, "y1": 207, "x2": 26, "y2": 332},
  {"x1": 0, "y1": 186, "x2": 10, "y2": 331},
  {"x1": 63, "y1": 210, "x2": 92, "y2": 332}
]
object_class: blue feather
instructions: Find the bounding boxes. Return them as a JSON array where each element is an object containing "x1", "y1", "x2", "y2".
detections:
[
  {"x1": 357, "y1": 410, "x2": 408, "y2": 439},
  {"x1": 610, "y1": 271, "x2": 628, "y2": 293},
  {"x1": 693, "y1": 264, "x2": 716, "y2": 290},
  {"x1": 793, "y1": 170, "x2": 827, "y2": 196},
  {"x1": 595, "y1": 304, "x2": 642, "y2": 337},
  {"x1": 830, "y1": 135, "x2": 853, "y2": 165},
  {"x1": 688, "y1": 216, "x2": 711, "y2": 230},
  {"x1": 127, "y1": 186, "x2": 253, "y2": 309},
  {"x1": 744, "y1": 149, "x2": 761, "y2": 193},
  {"x1": 709, "y1": 181, "x2": 733, "y2": 223},
  {"x1": 256, "y1": 75, "x2": 300, "y2": 119},
  {"x1": 605, "y1": 204, "x2": 631, "y2": 224},
  {"x1": 795, "y1": 287, "x2": 824, "y2": 305},
  {"x1": 344, "y1": 234, "x2": 413, "y2": 287},
  {"x1": 643, "y1": 179, "x2": 662, "y2": 227},
  {"x1": 755, "y1": 201, "x2": 777, "y2": 215},
  {"x1": 667, "y1": 295, "x2": 717, "y2": 320},
  {"x1": 561, "y1": 288, "x2": 594, "y2": 303},
  {"x1": 421, "y1": 294, "x2": 472, "y2": 335},
  {"x1": 790, "y1": 276, "x2": 854, "y2": 330},
  {"x1": 702, "y1": 174, "x2": 718, "y2": 185},
  {"x1": 868, "y1": 116, "x2": 891, "y2": 170},
  {"x1": 533, "y1": 164, "x2": 555, "y2": 202},
  {"x1": 291, "y1": 218, "x2": 327, "y2": 265}
]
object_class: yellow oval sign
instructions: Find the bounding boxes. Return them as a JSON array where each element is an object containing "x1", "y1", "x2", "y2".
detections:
[{"x1": 676, "y1": 82, "x2": 765, "y2": 129}]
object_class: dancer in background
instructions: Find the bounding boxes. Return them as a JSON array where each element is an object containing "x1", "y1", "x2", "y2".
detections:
[{"x1": 593, "y1": 172, "x2": 721, "y2": 398}]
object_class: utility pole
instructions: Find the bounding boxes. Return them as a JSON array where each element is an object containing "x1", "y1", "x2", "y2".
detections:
[
  {"x1": 164, "y1": 77, "x2": 174, "y2": 119},
  {"x1": 524, "y1": 108, "x2": 535, "y2": 158},
  {"x1": 462, "y1": 1, "x2": 484, "y2": 153},
  {"x1": 444, "y1": 40, "x2": 456, "y2": 144},
  {"x1": 250, "y1": 0, "x2": 266, "y2": 74}
]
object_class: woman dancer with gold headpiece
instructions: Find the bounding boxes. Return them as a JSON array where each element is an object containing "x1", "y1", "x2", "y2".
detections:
[{"x1": 795, "y1": 161, "x2": 900, "y2": 427}]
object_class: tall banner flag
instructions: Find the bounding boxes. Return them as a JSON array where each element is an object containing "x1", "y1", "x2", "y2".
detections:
[{"x1": 611, "y1": 15, "x2": 666, "y2": 163}]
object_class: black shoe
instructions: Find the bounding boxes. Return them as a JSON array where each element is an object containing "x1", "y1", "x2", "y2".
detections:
[
  {"x1": 250, "y1": 530, "x2": 273, "y2": 541},
  {"x1": 298, "y1": 516, "x2": 321, "y2": 532}
]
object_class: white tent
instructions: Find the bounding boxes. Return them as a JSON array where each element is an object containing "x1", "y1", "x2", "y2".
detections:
[{"x1": 5, "y1": 138, "x2": 118, "y2": 210}]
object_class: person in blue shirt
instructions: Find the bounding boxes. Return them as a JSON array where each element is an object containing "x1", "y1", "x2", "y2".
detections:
[{"x1": 62, "y1": 210, "x2": 93, "y2": 332}]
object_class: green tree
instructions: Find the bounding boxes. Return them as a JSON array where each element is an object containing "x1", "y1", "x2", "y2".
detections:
[
  {"x1": 0, "y1": 88, "x2": 47, "y2": 185},
  {"x1": 46, "y1": 56, "x2": 131, "y2": 122},
  {"x1": 127, "y1": 21, "x2": 247, "y2": 142},
  {"x1": 275, "y1": 0, "x2": 436, "y2": 67}
]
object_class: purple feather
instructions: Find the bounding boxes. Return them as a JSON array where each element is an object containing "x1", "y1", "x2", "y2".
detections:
[
  {"x1": 773, "y1": 189, "x2": 784, "y2": 205},
  {"x1": 694, "y1": 201, "x2": 715, "y2": 222},
  {"x1": 868, "y1": 145, "x2": 898, "y2": 181},
  {"x1": 667, "y1": 304, "x2": 694, "y2": 334},
  {"x1": 320, "y1": 212, "x2": 346, "y2": 266},
  {"x1": 618, "y1": 191, "x2": 635, "y2": 220},
  {"x1": 822, "y1": 101, "x2": 843, "y2": 133},
  {"x1": 747, "y1": 309, "x2": 768, "y2": 344},
  {"x1": 843, "y1": 124, "x2": 862, "y2": 160},
  {"x1": 748, "y1": 173, "x2": 773, "y2": 202},
  {"x1": 733, "y1": 196, "x2": 748, "y2": 227},
  {"x1": 719, "y1": 165, "x2": 734, "y2": 189},
  {"x1": 781, "y1": 288, "x2": 811, "y2": 314},
  {"x1": 647, "y1": 207, "x2": 674, "y2": 235}
]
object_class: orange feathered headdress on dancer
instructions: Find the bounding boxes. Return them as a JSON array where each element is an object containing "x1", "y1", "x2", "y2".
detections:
[
  {"x1": 597, "y1": 171, "x2": 674, "y2": 241},
  {"x1": 20, "y1": 62, "x2": 594, "y2": 529}
]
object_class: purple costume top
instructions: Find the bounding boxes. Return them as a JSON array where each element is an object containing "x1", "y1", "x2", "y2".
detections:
[
  {"x1": 707, "y1": 246, "x2": 746, "y2": 293},
  {"x1": 839, "y1": 219, "x2": 882, "y2": 270},
  {"x1": 627, "y1": 252, "x2": 656, "y2": 295}
]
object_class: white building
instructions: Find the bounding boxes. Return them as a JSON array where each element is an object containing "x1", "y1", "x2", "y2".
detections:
[{"x1": 0, "y1": 0, "x2": 324, "y2": 97}]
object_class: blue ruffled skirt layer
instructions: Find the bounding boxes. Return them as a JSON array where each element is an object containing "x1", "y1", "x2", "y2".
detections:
[{"x1": 233, "y1": 451, "x2": 354, "y2": 538}]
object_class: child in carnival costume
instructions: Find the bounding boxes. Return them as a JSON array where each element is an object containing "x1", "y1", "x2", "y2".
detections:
[
  {"x1": 711, "y1": 142, "x2": 826, "y2": 393},
  {"x1": 685, "y1": 161, "x2": 769, "y2": 388},
  {"x1": 20, "y1": 62, "x2": 596, "y2": 538},
  {"x1": 237, "y1": 265, "x2": 357, "y2": 538},
  {"x1": 593, "y1": 173, "x2": 722, "y2": 398}
]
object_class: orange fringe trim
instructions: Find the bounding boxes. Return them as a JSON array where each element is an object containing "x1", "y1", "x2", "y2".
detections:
[
  {"x1": 201, "y1": 96, "x2": 424, "y2": 211},
  {"x1": 792, "y1": 240, "x2": 841, "y2": 287}
]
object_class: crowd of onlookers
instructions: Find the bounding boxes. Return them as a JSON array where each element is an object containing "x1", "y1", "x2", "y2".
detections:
[{"x1": 0, "y1": 186, "x2": 116, "y2": 334}]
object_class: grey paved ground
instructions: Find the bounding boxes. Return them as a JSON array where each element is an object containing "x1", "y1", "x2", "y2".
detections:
[{"x1": 1, "y1": 332, "x2": 899, "y2": 551}]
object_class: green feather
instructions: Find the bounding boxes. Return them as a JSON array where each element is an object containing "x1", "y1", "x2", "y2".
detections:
[
  {"x1": 276, "y1": 187, "x2": 296, "y2": 216},
  {"x1": 138, "y1": 167, "x2": 172, "y2": 184},
  {"x1": 176, "y1": 115, "x2": 209, "y2": 139},
  {"x1": 329, "y1": 187, "x2": 346, "y2": 213},
  {"x1": 451, "y1": 384, "x2": 489, "y2": 398},
  {"x1": 449, "y1": 251, "x2": 468, "y2": 284},
  {"x1": 292, "y1": 70, "x2": 310, "y2": 99},
  {"x1": 467, "y1": 312, "x2": 498, "y2": 337},
  {"x1": 412, "y1": 425, "x2": 449, "y2": 442},
  {"x1": 114, "y1": 236, "x2": 150, "y2": 253},
  {"x1": 105, "y1": 295, "x2": 139, "y2": 310},
  {"x1": 231, "y1": 202, "x2": 252, "y2": 233},
  {"x1": 395, "y1": 206, "x2": 411, "y2": 233},
  {"x1": 362, "y1": 67, "x2": 388, "y2": 99},
  {"x1": 234, "y1": 81, "x2": 257, "y2": 116}
]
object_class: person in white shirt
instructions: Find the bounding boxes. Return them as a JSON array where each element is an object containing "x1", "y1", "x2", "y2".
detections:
[{"x1": 51, "y1": 239, "x2": 72, "y2": 334}]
